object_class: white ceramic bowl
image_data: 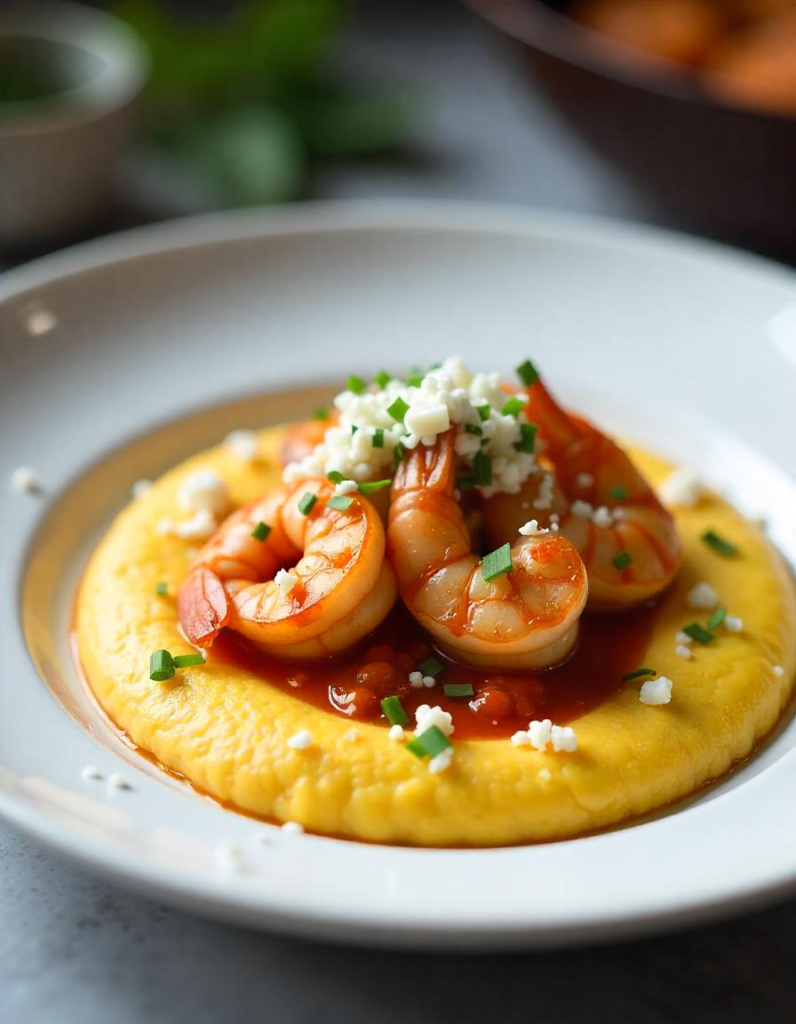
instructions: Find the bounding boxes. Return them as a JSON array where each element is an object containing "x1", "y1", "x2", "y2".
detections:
[{"x1": 0, "y1": 1, "x2": 149, "y2": 247}]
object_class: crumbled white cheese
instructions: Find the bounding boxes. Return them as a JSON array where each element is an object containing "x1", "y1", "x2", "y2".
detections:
[
  {"x1": 275, "y1": 569, "x2": 298, "y2": 596},
  {"x1": 724, "y1": 615, "x2": 743, "y2": 633},
  {"x1": 282, "y1": 356, "x2": 538, "y2": 498},
  {"x1": 658, "y1": 466, "x2": 706, "y2": 508},
  {"x1": 409, "y1": 671, "x2": 424, "y2": 689},
  {"x1": 81, "y1": 765, "x2": 103, "y2": 781},
  {"x1": 687, "y1": 582, "x2": 719, "y2": 609},
  {"x1": 773, "y1": 665, "x2": 785, "y2": 677},
  {"x1": 388, "y1": 724, "x2": 405, "y2": 742},
  {"x1": 281, "y1": 821, "x2": 304, "y2": 835},
  {"x1": 528, "y1": 719, "x2": 553, "y2": 751},
  {"x1": 429, "y1": 748, "x2": 454, "y2": 774},
  {"x1": 214, "y1": 842, "x2": 245, "y2": 876},
  {"x1": 224, "y1": 429, "x2": 260, "y2": 462},
  {"x1": 344, "y1": 728, "x2": 360, "y2": 743},
  {"x1": 675, "y1": 630, "x2": 693, "y2": 645},
  {"x1": 157, "y1": 508, "x2": 218, "y2": 541},
  {"x1": 287, "y1": 729, "x2": 312, "y2": 750},
  {"x1": 519, "y1": 519, "x2": 549, "y2": 537},
  {"x1": 639, "y1": 676, "x2": 673, "y2": 706},
  {"x1": 107, "y1": 772, "x2": 131, "y2": 790},
  {"x1": 510, "y1": 731, "x2": 532, "y2": 746},
  {"x1": 334, "y1": 479, "x2": 358, "y2": 495},
  {"x1": 675, "y1": 644, "x2": 693, "y2": 660},
  {"x1": 591, "y1": 505, "x2": 614, "y2": 528},
  {"x1": 571, "y1": 499, "x2": 593, "y2": 519},
  {"x1": 575, "y1": 472, "x2": 594, "y2": 489},
  {"x1": 178, "y1": 470, "x2": 231, "y2": 518},
  {"x1": 533, "y1": 472, "x2": 555, "y2": 510},
  {"x1": 421, "y1": 675, "x2": 437, "y2": 689},
  {"x1": 414, "y1": 704, "x2": 454, "y2": 737},
  {"x1": 10, "y1": 466, "x2": 40, "y2": 494},
  {"x1": 550, "y1": 725, "x2": 578, "y2": 752}
]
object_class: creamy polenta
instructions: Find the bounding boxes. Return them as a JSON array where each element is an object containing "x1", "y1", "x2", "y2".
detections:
[{"x1": 76, "y1": 427, "x2": 796, "y2": 846}]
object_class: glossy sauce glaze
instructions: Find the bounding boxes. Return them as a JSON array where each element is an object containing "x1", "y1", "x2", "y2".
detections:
[{"x1": 209, "y1": 602, "x2": 658, "y2": 739}]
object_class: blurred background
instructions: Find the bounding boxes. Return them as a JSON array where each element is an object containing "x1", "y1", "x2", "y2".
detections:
[{"x1": 1, "y1": 0, "x2": 795, "y2": 266}]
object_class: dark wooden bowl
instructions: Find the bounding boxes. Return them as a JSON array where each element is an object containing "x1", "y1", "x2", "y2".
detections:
[{"x1": 465, "y1": 0, "x2": 796, "y2": 246}]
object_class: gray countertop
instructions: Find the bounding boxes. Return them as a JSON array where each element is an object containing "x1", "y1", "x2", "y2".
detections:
[{"x1": 2, "y1": 4, "x2": 794, "y2": 1022}]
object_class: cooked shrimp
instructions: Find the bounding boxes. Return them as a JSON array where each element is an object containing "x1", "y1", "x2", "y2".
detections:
[
  {"x1": 387, "y1": 429, "x2": 588, "y2": 670},
  {"x1": 483, "y1": 380, "x2": 681, "y2": 611},
  {"x1": 280, "y1": 414, "x2": 336, "y2": 467},
  {"x1": 178, "y1": 479, "x2": 397, "y2": 659}
]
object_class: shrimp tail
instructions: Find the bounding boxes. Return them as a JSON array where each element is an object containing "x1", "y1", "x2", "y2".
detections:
[{"x1": 178, "y1": 565, "x2": 230, "y2": 648}]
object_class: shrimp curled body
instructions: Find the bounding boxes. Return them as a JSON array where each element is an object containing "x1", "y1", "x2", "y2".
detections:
[
  {"x1": 387, "y1": 429, "x2": 588, "y2": 670},
  {"x1": 178, "y1": 478, "x2": 397, "y2": 659},
  {"x1": 484, "y1": 381, "x2": 681, "y2": 610}
]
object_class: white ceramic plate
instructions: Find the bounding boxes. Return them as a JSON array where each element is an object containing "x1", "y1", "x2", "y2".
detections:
[{"x1": 2, "y1": 202, "x2": 795, "y2": 949}]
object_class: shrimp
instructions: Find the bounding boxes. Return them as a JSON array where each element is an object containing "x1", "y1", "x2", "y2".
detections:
[
  {"x1": 280, "y1": 414, "x2": 336, "y2": 467},
  {"x1": 483, "y1": 379, "x2": 681, "y2": 611},
  {"x1": 178, "y1": 478, "x2": 397, "y2": 659},
  {"x1": 387, "y1": 429, "x2": 588, "y2": 670}
]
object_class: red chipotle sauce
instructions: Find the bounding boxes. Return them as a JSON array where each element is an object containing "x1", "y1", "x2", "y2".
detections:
[{"x1": 209, "y1": 602, "x2": 657, "y2": 740}]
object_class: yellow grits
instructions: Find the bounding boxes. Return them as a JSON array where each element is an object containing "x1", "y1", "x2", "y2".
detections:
[{"x1": 76, "y1": 427, "x2": 796, "y2": 846}]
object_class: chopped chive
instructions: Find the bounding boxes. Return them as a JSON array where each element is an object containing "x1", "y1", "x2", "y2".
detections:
[
  {"x1": 374, "y1": 370, "x2": 391, "y2": 389},
  {"x1": 610, "y1": 485, "x2": 628, "y2": 502},
  {"x1": 622, "y1": 667, "x2": 656, "y2": 682},
  {"x1": 476, "y1": 404, "x2": 491, "y2": 422},
  {"x1": 380, "y1": 695, "x2": 409, "y2": 727},
  {"x1": 387, "y1": 397, "x2": 409, "y2": 423},
  {"x1": 612, "y1": 550, "x2": 632, "y2": 571},
  {"x1": 473, "y1": 451, "x2": 492, "y2": 486},
  {"x1": 393, "y1": 445, "x2": 404, "y2": 464},
  {"x1": 155, "y1": 581, "x2": 168, "y2": 597},
  {"x1": 298, "y1": 492, "x2": 318, "y2": 515},
  {"x1": 406, "y1": 374, "x2": 424, "y2": 388},
  {"x1": 149, "y1": 649, "x2": 175, "y2": 681},
  {"x1": 514, "y1": 422, "x2": 538, "y2": 454},
  {"x1": 707, "y1": 605, "x2": 726, "y2": 632},
  {"x1": 347, "y1": 374, "x2": 366, "y2": 395},
  {"x1": 417, "y1": 656, "x2": 445, "y2": 677},
  {"x1": 327, "y1": 494, "x2": 354, "y2": 511},
  {"x1": 313, "y1": 407, "x2": 328, "y2": 421},
  {"x1": 173, "y1": 653, "x2": 205, "y2": 668},
  {"x1": 516, "y1": 359, "x2": 539, "y2": 387},
  {"x1": 408, "y1": 725, "x2": 452, "y2": 758},
  {"x1": 429, "y1": 362, "x2": 442, "y2": 370},
  {"x1": 444, "y1": 682, "x2": 474, "y2": 698},
  {"x1": 465, "y1": 423, "x2": 483, "y2": 436},
  {"x1": 501, "y1": 396, "x2": 526, "y2": 417},
  {"x1": 456, "y1": 476, "x2": 475, "y2": 490},
  {"x1": 358, "y1": 479, "x2": 391, "y2": 494},
  {"x1": 482, "y1": 542, "x2": 512, "y2": 582},
  {"x1": 683, "y1": 622, "x2": 714, "y2": 644},
  {"x1": 372, "y1": 428, "x2": 385, "y2": 449},
  {"x1": 702, "y1": 530, "x2": 739, "y2": 557},
  {"x1": 251, "y1": 521, "x2": 271, "y2": 542},
  {"x1": 326, "y1": 470, "x2": 345, "y2": 484},
  {"x1": 351, "y1": 425, "x2": 358, "y2": 435}
]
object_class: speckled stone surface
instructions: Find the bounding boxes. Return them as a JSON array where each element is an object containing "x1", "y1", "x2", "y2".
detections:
[{"x1": 2, "y1": 4, "x2": 794, "y2": 1022}]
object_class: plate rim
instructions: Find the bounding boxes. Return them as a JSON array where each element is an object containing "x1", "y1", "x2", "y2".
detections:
[{"x1": 2, "y1": 199, "x2": 795, "y2": 949}]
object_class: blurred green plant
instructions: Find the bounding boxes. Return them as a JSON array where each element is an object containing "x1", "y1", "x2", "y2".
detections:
[{"x1": 114, "y1": 0, "x2": 416, "y2": 206}]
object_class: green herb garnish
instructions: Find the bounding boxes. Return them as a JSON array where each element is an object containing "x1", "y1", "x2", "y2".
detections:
[
  {"x1": 298, "y1": 492, "x2": 318, "y2": 515},
  {"x1": 443, "y1": 683, "x2": 474, "y2": 698},
  {"x1": 476, "y1": 404, "x2": 491, "y2": 422},
  {"x1": 473, "y1": 451, "x2": 492, "y2": 487},
  {"x1": 327, "y1": 494, "x2": 354, "y2": 511},
  {"x1": 326, "y1": 470, "x2": 345, "y2": 484},
  {"x1": 149, "y1": 649, "x2": 175, "y2": 681},
  {"x1": 683, "y1": 622, "x2": 714, "y2": 644},
  {"x1": 417, "y1": 656, "x2": 445, "y2": 678},
  {"x1": 465, "y1": 424, "x2": 483, "y2": 436},
  {"x1": 612, "y1": 551, "x2": 632, "y2": 570},
  {"x1": 406, "y1": 373, "x2": 424, "y2": 388},
  {"x1": 456, "y1": 476, "x2": 475, "y2": 490},
  {"x1": 380, "y1": 695, "x2": 409, "y2": 726},
  {"x1": 622, "y1": 667, "x2": 657, "y2": 682},
  {"x1": 702, "y1": 530, "x2": 739, "y2": 557},
  {"x1": 501, "y1": 396, "x2": 526, "y2": 418},
  {"x1": 155, "y1": 581, "x2": 168, "y2": 597},
  {"x1": 372, "y1": 428, "x2": 384, "y2": 448},
  {"x1": 516, "y1": 359, "x2": 539, "y2": 387},
  {"x1": 173, "y1": 653, "x2": 205, "y2": 668},
  {"x1": 251, "y1": 521, "x2": 271, "y2": 542},
  {"x1": 314, "y1": 407, "x2": 329, "y2": 421},
  {"x1": 358, "y1": 479, "x2": 391, "y2": 494},
  {"x1": 347, "y1": 374, "x2": 366, "y2": 394},
  {"x1": 374, "y1": 370, "x2": 391, "y2": 389},
  {"x1": 514, "y1": 422, "x2": 537, "y2": 454},
  {"x1": 387, "y1": 397, "x2": 409, "y2": 423},
  {"x1": 406, "y1": 725, "x2": 451, "y2": 758},
  {"x1": 482, "y1": 542, "x2": 512, "y2": 582},
  {"x1": 609, "y1": 485, "x2": 628, "y2": 501},
  {"x1": 707, "y1": 606, "x2": 726, "y2": 632}
]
